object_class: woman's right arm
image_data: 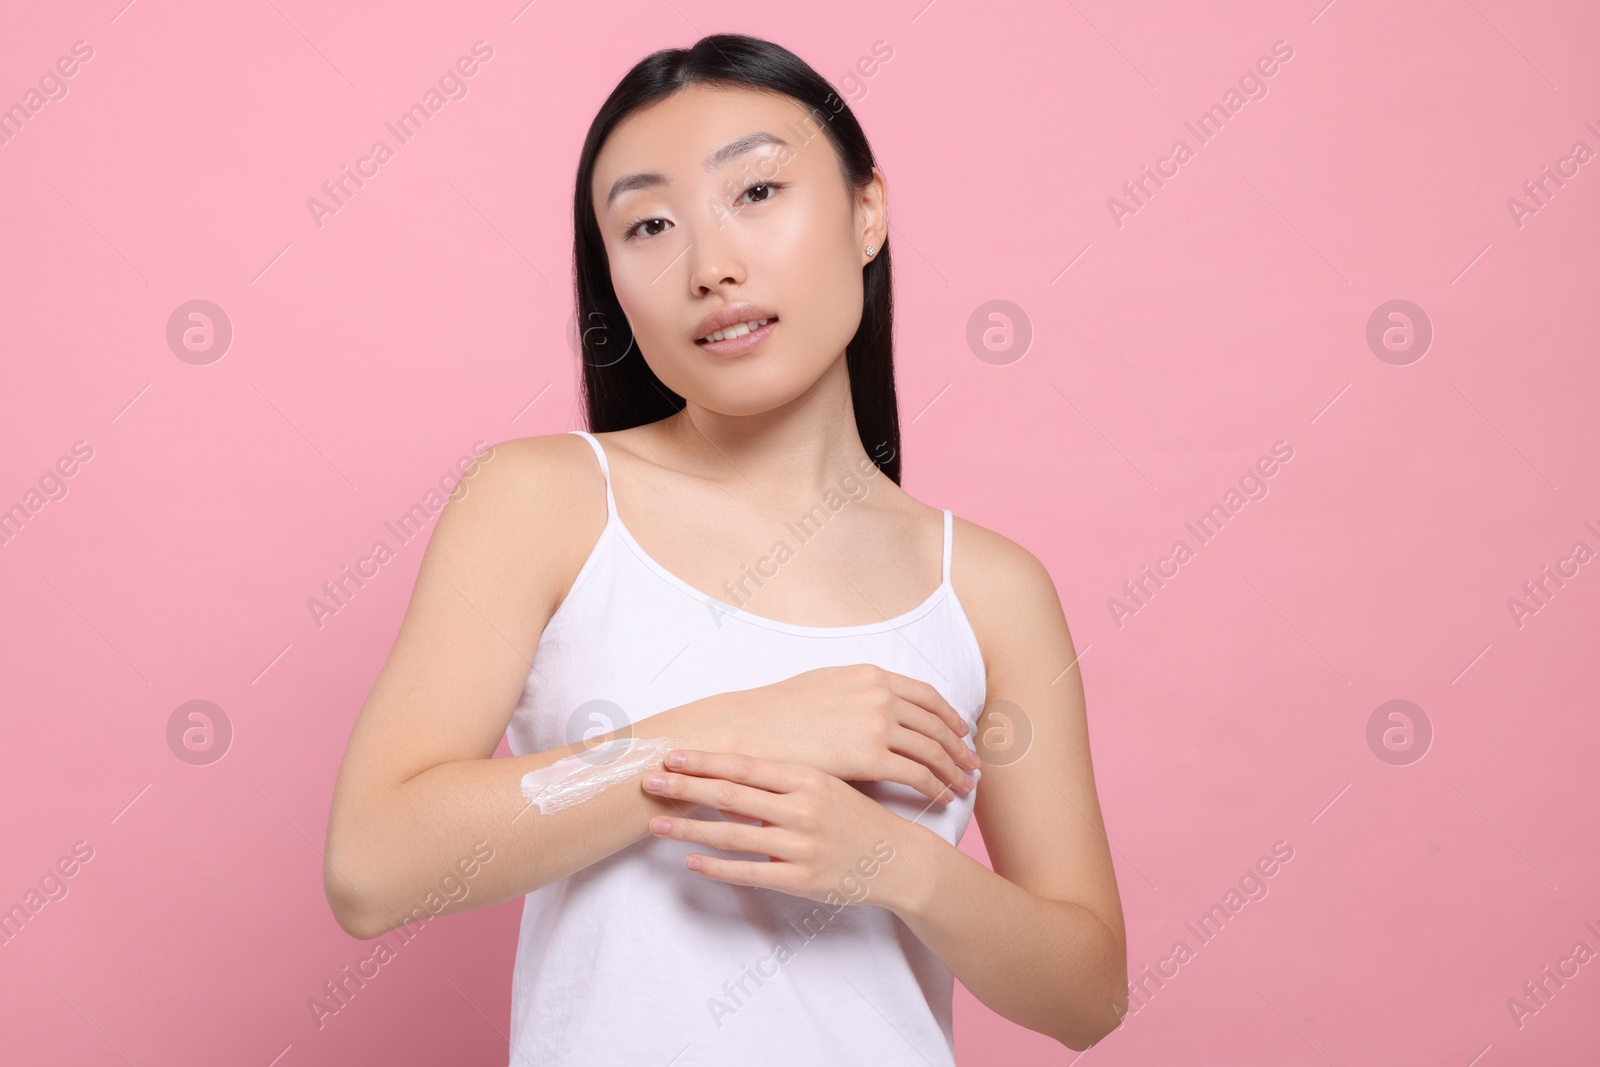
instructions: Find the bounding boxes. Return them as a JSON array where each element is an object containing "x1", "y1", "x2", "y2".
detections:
[{"x1": 321, "y1": 434, "x2": 734, "y2": 941}]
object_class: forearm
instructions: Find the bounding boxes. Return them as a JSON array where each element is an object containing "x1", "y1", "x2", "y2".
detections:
[
  {"x1": 885, "y1": 827, "x2": 1128, "y2": 1050},
  {"x1": 324, "y1": 698, "x2": 732, "y2": 940}
]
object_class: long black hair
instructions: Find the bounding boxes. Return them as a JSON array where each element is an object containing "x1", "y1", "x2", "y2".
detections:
[{"x1": 570, "y1": 33, "x2": 901, "y2": 484}]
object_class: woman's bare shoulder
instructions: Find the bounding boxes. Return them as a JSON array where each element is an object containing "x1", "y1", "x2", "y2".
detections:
[
  {"x1": 948, "y1": 512, "x2": 1058, "y2": 593},
  {"x1": 947, "y1": 512, "x2": 1071, "y2": 666},
  {"x1": 463, "y1": 432, "x2": 605, "y2": 517},
  {"x1": 436, "y1": 432, "x2": 612, "y2": 604}
]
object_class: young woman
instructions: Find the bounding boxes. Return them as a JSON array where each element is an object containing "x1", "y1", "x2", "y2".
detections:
[{"x1": 324, "y1": 33, "x2": 1127, "y2": 1065}]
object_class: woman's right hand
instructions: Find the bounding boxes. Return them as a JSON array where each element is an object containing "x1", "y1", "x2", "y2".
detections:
[{"x1": 693, "y1": 664, "x2": 982, "y2": 806}]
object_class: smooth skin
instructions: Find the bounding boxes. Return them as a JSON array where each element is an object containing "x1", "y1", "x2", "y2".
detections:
[{"x1": 322, "y1": 83, "x2": 1127, "y2": 1050}]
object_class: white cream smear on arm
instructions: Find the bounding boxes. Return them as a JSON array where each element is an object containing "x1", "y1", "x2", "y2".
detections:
[{"x1": 518, "y1": 736, "x2": 678, "y2": 815}]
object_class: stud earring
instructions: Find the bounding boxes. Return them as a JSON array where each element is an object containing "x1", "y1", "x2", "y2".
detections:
[{"x1": 866, "y1": 245, "x2": 876, "y2": 256}]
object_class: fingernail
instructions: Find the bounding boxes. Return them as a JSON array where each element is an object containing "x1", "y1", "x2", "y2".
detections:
[
  {"x1": 666, "y1": 752, "x2": 687, "y2": 768},
  {"x1": 643, "y1": 773, "x2": 665, "y2": 791},
  {"x1": 650, "y1": 817, "x2": 672, "y2": 834}
]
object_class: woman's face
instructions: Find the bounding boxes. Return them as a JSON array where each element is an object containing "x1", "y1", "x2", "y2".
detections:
[{"x1": 591, "y1": 84, "x2": 886, "y2": 417}]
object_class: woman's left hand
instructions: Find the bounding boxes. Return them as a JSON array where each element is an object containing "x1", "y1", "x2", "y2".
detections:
[{"x1": 641, "y1": 749, "x2": 939, "y2": 912}]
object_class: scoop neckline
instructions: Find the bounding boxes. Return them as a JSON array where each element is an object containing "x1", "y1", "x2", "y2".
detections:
[{"x1": 608, "y1": 511, "x2": 954, "y2": 638}]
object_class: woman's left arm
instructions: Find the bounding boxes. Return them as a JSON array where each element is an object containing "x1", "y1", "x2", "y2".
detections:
[
  {"x1": 886, "y1": 530, "x2": 1128, "y2": 1050},
  {"x1": 640, "y1": 526, "x2": 1129, "y2": 1049}
]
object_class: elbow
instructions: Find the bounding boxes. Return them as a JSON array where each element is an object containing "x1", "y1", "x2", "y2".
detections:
[
  {"x1": 323, "y1": 854, "x2": 384, "y2": 941},
  {"x1": 323, "y1": 805, "x2": 395, "y2": 940},
  {"x1": 327, "y1": 896, "x2": 380, "y2": 942},
  {"x1": 1056, "y1": 993, "x2": 1128, "y2": 1051},
  {"x1": 1056, "y1": 956, "x2": 1129, "y2": 1050}
]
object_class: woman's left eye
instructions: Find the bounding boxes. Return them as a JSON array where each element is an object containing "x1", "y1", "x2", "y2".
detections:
[{"x1": 739, "y1": 181, "x2": 785, "y2": 205}]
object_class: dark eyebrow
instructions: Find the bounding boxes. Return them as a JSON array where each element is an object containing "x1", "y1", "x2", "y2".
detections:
[{"x1": 603, "y1": 131, "x2": 791, "y2": 210}]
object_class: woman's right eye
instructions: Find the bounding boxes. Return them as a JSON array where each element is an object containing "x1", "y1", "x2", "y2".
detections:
[{"x1": 624, "y1": 217, "x2": 670, "y2": 241}]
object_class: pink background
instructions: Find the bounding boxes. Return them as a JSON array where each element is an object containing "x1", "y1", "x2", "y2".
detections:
[{"x1": 3, "y1": 0, "x2": 1597, "y2": 1063}]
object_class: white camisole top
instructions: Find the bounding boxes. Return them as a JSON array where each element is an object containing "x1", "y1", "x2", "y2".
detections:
[{"x1": 502, "y1": 429, "x2": 989, "y2": 1065}]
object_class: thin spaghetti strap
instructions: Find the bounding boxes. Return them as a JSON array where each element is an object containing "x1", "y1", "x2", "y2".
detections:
[
  {"x1": 566, "y1": 429, "x2": 617, "y2": 523},
  {"x1": 941, "y1": 508, "x2": 953, "y2": 586}
]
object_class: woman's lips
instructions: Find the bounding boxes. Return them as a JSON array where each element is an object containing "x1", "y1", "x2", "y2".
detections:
[{"x1": 696, "y1": 318, "x2": 778, "y2": 358}]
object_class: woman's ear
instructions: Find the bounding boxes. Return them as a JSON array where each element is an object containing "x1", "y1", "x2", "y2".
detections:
[{"x1": 859, "y1": 167, "x2": 888, "y2": 261}]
